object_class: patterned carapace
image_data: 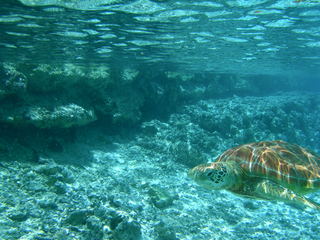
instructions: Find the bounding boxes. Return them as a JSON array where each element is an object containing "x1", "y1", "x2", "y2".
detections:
[{"x1": 215, "y1": 140, "x2": 320, "y2": 192}]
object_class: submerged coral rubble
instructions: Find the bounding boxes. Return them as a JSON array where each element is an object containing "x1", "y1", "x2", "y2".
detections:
[{"x1": 0, "y1": 87, "x2": 319, "y2": 239}]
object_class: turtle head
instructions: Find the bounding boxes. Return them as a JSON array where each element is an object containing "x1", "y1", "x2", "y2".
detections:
[{"x1": 188, "y1": 162, "x2": 238, "y2": 190}]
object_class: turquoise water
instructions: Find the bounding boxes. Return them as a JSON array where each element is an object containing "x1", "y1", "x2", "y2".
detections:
[
  {"x1": 1, "y1": 0, "x2": 320, "y2": 75},
  {"x1": 0, "y1": 1, "x2": 320, "y2": 240}
]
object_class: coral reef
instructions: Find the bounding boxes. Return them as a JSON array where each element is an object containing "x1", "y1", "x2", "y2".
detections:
[
  {"x1": 0, "y1": 63, "x2": 305, "y2": 130},
  {"x1": 0, "y1": 62, "x2": 319, "y2": 240},
  {"x1": 1, "y1": 92, "x2": 319, "y2": 240},
  {"x1": 0, "y1": 63, "x2": 27, "y2": 99},
  {"x1": 138, "y1": 92, "x2": 320, "y2": 168},
  {"x1": 1, "y1": 104, "x2": 96, "y2": 128},
  {"x1": 1, "y1": 0, "x2": 320, "y2": 238}
]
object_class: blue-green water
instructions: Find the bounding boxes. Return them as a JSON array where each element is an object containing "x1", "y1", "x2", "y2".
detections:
[
  {"x1": 0, "y1": 1, "x2": 320, "y2": 240},
  {"x1": 1, "y1": 0, "x2": 320, "y2": 75}
]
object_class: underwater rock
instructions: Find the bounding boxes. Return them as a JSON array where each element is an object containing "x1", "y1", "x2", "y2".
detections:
[
  {"x1": 112, "y1": 219, "x2": 142, "y2": 240},
  {"x1": 1, "y1": 103, "x2": 96, "y2": 128},
  {"x1": 165, "y1": 71, "x2": 194, "y2": 82},
  {"x1": 154, "y1": 221, "x2": 178, "y2": 240},
  {"x1": 53, "y1": 181, "x2": 68, "y2": 194},
  {"x1": 0, "y1": 103, "x2": 96, "y2": 129},
  {"x1": 140, "y1": 71, "x2": 182, "y2": 118},
  {"x1": 28, "y1": 63, "x2": 111, "y2": 93},
  {"x1": 243, "y1": 201, "x2": 260, "y2": 211},
  {"x1": 146, "y1": 184, "x2": 177, "y2": 209},
  {"x1": 25, "y1": 63, "x2": 143, "y2": 125},
  {"x1": 0, "y1": 63, "x2": 27, "y2": 97},
  {"x1": 0, "y1": 62, "x2": 306, "y2": 131},
  {"x1": 110, "y1": 90, "x2": 143, "y2": 125},
  {"x1": 86, "y1": 215, "x2": 104, "y2": 240},
  {"x1": 120, "y1": 68, "x2": 139, "y2": 83},
  {"x1": 37, "y1": 198, "x2": 58, "y2": 210},
  {"x1": 8, "y1": 211, "x2": 29, "y2": 222},
  {"x1": 141, "y1": 121, "x2": 159, "y2": 136},
  {"x1": 25, "y1": 63, "x2": 145, "y2": 125},
  {"x1": 102, "y1": 209, "x2": 142, "y2": 240},
  {"x1": 24, "y1": 104, "x2": 96, "y2": 128},
  {"x1": 65, "y1": 209, "x2": 94, "y2": 226},
  {"x1": 35, "y1": 162, "x2": 75, "y2": 184}
]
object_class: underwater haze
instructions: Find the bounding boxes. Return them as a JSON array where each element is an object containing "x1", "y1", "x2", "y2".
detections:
[{"x1": 0, "y1": 0, "x2": 320, "y2": 240}]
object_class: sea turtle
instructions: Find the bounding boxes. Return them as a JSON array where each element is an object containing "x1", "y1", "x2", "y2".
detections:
[{"x1": 188, "y1": 140, "x2": 320, "y2": 210}]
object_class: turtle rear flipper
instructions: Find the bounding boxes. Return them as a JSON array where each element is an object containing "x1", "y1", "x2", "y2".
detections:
[{"x1": 254, "y1": 180, "x2": 320, "y2": 210}]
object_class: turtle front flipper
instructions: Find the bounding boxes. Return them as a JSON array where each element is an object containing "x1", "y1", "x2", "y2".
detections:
[{"x1": 254, "y1": 180, "x2": 320, "y2": 210}]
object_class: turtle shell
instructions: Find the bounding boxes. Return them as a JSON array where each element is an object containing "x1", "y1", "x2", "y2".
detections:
[{"x1": 216, "y1": 140, "x2": 320, "y2": 193}]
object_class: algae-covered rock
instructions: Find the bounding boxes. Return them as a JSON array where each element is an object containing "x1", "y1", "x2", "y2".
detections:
[
  {"x1": 35, "y1": 161, "x2": 75, "y2": 184},
  {"x1": 0, "y1": 63, "x2": 27, "y2": 98},
  {"x1": 28, "y1": 63, "x2": 111, "y2": 93},
  {"x1": 165, "y1": 71, "x2": 194, "y2": 82},
  {"x1": 0, "y1": 62, "x2": 306, "y2": 131},
  {"x1": 2, "y1": 104, "x2": 96, "y2": 128},
  {"x1": 111, "y1": 91, "x2": 143, "y2": 124},
  {"x1": 22, "y1": 63, "x2": 143, "y2": 125},
  {"x1": 65, "y1": 209, "x2": 94, "y2": 226},
  {"x1": 120, "y1": 68, "x2": 139, "y2": 83},
  {"x1": 85, "y1": 215, "x2": 105, "y2": 240},
  {"x1": 147, "y1": 184, "x2": 177, "y2": 209},
  {"x1": 8, "y1": 211, "x2": 29, "y2": 222},
  {"x1": 25, "y1": 104, "x2": 96, "y2": 128},
  {"x1": 37, "y1": 198, "x2": 58, "y2": 210},
  {"x1": 154, "y1": 221, "x2": 178, "y2": 240},
  {"x1": 112, "y1": 219, "x2": 142, "y2": 240}
]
